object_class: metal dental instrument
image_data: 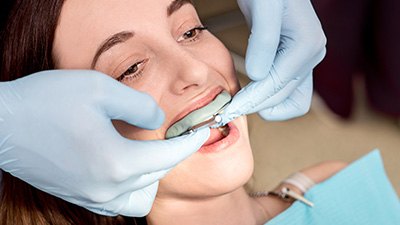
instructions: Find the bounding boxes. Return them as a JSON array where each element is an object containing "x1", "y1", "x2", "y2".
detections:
[
  {"x1": 180, "y1": 101, "x2": 230, "y2": 136},
  {"x1": 165, "y1": 90, "x2": 232, "y2": 139}
]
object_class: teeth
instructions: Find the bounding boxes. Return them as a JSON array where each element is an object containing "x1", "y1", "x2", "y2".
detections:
[{"x1": 217, "y1": 125, "x2": 230, "y2": 137}]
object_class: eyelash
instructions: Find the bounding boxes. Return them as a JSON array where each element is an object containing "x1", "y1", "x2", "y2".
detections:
[
  {"x1": 116, "y1": 26, "x2": 208, "y2": 82},
  {"x1": 177, "y1": 25, "x2": 208, "y2": 42},
  {"x1": 117, "y1": 60, "x2": 145, "y2": 82}
]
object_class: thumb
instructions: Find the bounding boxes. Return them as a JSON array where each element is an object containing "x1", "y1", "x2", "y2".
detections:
[
  {"x1": 98, "y1": 75, "x2": 165, "y2": 130},
  {"x1": 124, "y1": 128, "x2": 210, "y2": 173}
]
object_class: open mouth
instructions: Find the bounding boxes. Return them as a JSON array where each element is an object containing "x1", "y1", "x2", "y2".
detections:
[
  {"x1": 202, "y1": 123, "x2": 231, "y2": 146},
  {"x1": 199, "y1": 120, "x2": 240, "y2": 153},
  {"x1": 165, "y1": 90, "x2": 232, "y2": 139}
]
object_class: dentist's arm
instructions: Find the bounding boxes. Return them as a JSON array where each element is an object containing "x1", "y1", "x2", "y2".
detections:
[
  {"x1": 0, "y1": 70, "x2": 209, "y2": 217},
  {"x1": 221, "y1": 0, "x2": 326, "y2": 123}
]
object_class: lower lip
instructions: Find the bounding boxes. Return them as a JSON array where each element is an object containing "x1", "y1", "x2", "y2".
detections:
[{"x1": 198, "y1": 122, "x2": 240, "y2": 153}]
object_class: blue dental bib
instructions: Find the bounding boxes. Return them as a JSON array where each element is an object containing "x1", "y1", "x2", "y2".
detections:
[{"x1": 265, "y1": 150, "x2": 400, "y2": 225}]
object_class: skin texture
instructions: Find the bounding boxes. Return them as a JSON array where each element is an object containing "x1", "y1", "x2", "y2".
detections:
[{"x1": 54, "y1": 0, "x2": 347, "y2": 224}]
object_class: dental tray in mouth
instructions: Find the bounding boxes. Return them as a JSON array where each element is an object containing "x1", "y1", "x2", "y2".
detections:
[{"x1": 165, "y1": 90, "x2": 231, "y2": 139}]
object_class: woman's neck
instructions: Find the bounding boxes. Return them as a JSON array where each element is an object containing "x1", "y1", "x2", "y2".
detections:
[
  {"x1": 146, "y1": 182, "x2": 303, "y2": 225},
  {"x1": 146, "y1": 187, "x2": 270, "y2": 225}
]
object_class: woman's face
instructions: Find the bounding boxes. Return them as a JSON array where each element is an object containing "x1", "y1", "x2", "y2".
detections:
[{"x1": 54, "y1": 0, "x2": 253, "y2": 199}]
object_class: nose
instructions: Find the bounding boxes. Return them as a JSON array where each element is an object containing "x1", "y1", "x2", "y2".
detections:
[{"x1": 167, "y1": 45, "x2": 209, "y2": 95}]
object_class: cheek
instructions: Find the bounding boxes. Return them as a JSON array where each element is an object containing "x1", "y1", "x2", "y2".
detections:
[
  {"x1": 196, "y1": 35, "x2": 240, "y2": 92},
  {"x1": 111, "y1": 78, "x2": 170, "y2": 141}
]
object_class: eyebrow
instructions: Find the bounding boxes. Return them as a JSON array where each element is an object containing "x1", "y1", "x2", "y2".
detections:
[
  {"x1": 91, "y1": 0, "x2": 193, "y2": 69},
  {"x1": 167, "y1": 0, "x2": 192, "y2": 16},
  {"x1": 91, "y1": 31, "x2": 134, "y2": 69}
]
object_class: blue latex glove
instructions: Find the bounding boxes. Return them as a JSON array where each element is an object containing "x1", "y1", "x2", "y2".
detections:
[
  {"x1": 221, "y1": 0, "x2": 326, "y2": 123},
  {"x1": 0, "y1": 70, "x2": 210, "y2": 217}
]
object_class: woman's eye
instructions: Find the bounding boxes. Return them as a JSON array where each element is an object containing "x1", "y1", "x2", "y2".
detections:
[
  {"x1": 177, "y1": 26, "x2": 208, "y2": 42},
  {"x1": 183, "y1": 30, "x2": 197, "y2": 39},
  {"x1": 117, "y1": 60, "x2": 144, "y2": 82}
]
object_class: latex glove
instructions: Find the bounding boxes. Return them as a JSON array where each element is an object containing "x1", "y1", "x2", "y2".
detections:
[
  {"x1": 221, "y1": 0, "x2": 326, "y2": 123},
  {"x1": 0, "y1": 70, "x2": 210, "y2": 216}
]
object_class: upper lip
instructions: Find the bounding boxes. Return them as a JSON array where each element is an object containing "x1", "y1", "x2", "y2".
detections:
[{"x1": 167, "y1": 87, "x2": 225, "y2": 129}]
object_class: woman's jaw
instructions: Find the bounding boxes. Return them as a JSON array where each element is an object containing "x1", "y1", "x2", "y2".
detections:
[{"x1": 156, "y1": 115, "x2": 253, "y2": 198}]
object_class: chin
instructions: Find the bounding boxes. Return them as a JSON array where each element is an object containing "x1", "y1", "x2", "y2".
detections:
[{"x1": 157, "y1": 116, "x2": 254, "y2": 199}]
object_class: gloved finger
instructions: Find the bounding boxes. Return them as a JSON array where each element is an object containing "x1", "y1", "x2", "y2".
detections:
[
  {"x1": 257, "y1": 73, "x2": 313, "y2": 121},
  {"x1": 269, "y1": 38, "x2": 325, "y2": 94},
  {"x1": 103, "y1": 167, "x2": 171, "y2": 202},
  {"x1": 274, "y1": 0, "x2": 326, "y2": 83},
  {"x1": 15, "y1": 70, "x2": 164, "y2": 131},
  {"x1": 126, "y1": 167, "x2": 171, "y2": 191},
  {"x1": 96, "y1": 72, "x2": 165, "y2": 130},
  {"x1": 84, "y1": 181, "x2": 159, "y2": 217},
  {"x1": 241, "y1": 0, "x2": 324, "y2": 117},
  {"x1": 245, "y1": 0, "x2": 326, "y2": 97},
  {"x1": 244, "y1": 0, "x2": 284, "y2": 81},
  {"x1": 220, "y1": 67, "x2": 309, "y2": 124},
  {"x1": 245, "y1": 72, "x2": 312, "y2": 115},
  {"x1": 112, "y1": 128, "x2": 210, "y2": 179}
]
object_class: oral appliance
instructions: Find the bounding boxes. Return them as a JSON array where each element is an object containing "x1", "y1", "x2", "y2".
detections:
[{"x1": 165, "y1": 90, "x2": 231, "y2": 139}]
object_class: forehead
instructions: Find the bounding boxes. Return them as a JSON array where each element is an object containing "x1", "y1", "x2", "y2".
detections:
[
  {"x1": 53, "y1": 0, "x2": 193, "y2": 69},
  {"x1": 59, "y1": 0, "x2": 177, "y2": 30}
]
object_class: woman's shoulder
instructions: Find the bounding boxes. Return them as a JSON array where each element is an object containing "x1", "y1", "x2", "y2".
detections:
[{"x1": 299, "y1": 161, "x2": 348, "y2": 184}]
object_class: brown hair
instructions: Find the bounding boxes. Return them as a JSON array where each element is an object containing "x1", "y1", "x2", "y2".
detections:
[
  {"x1": 0, "y1": 1, "x2": 144, "y2": 224},
  {"x1": 1, "y1": 0, "x2": 60, "y2": 81},
  {"x1": 0, "y1": 171, "x2": 131, "y2": 225}
]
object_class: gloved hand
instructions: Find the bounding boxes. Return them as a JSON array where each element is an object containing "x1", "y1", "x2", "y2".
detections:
[
  {"x1": 221, "y1": 0, "x2": 326, "y2": 123},
  {"x1": 0, "y1": 70, "x2": 210, "y2": 217}
]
